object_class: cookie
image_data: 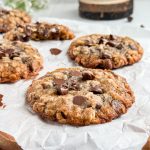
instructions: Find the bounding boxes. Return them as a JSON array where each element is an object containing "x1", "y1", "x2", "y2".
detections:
[
  {"x1": 26, "y1": 67, "x2": 135, "y2": 126},
  {"x1": 4, "y1": 22, "x2": 75, "y2": 41},
  {"x1": 0, "y1": 41, "x2": 43, "y2": 83},
  {"x1": 0, "y1": 8, "x2": 31, "y2": 33},
  {"x1": 68, "y1": 34, "x2": 143, "y2": 69},
  {"x1": 0, "y1": 131, "x2": 22, "y2": 150}
]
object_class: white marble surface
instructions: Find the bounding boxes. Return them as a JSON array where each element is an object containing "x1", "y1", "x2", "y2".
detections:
[{"x1": 32, "y1": 0, "x2": 150, "y2": 30}]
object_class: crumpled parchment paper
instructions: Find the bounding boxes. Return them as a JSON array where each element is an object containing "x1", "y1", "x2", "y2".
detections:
[{"x1": 0, "y1": 18, "x2": 150, "y2": 150}]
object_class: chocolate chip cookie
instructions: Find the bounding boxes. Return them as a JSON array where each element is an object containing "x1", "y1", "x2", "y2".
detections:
[
  {"x1": 0, "y1": 41, "x2": 43, "y2": 83},
  {"x1": 26, "y1": 67, "x2": 135, "y2": 126},
  {"x1": 0, "y1": 8, "x2": 31, "y2": 33},
  {"x1": 68, "y1": 34, "x2": 143, "y2": 69},
  {"x1": 4, "y1": 22, "x2": 75, "y2": 41}
]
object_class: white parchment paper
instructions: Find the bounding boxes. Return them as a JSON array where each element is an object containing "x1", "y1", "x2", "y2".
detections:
[{"x1": 0, "y1": 18, "x2": 150, "y2": 150}]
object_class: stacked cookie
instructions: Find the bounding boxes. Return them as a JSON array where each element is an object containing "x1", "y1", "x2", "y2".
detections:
[{"x1": 0, "y1": 8, "x2": 143, "y2": 126}]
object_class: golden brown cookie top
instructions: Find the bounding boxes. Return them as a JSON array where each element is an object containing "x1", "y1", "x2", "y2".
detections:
[
  {"x1": 68, "y1": 34, "x2": 143, "y2": 69},
  {"x1": 4, "y1": 22, "x2": 75, "y2": 41},
  {"x1": 26, "y1": 67, "x2": 135, "y2": 126},
  {"x1": 0, "y1": 41, "x2": 43, "y2": 83},
  {"x1": 0, "y1": 8, "x2": 31, "y2": 33}
]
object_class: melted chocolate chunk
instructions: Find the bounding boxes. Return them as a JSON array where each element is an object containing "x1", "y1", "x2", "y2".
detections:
[
  {"x1": 0, "y1": 51, "x2": 5, "y2": 59},
  {"x1": 95, "y1": 104, "x2": 101, "y2": 109},
  {"x1": 98, "y1": 38, "x2": 104, "y2": 44},
  {"x1": 102, "y1": 59, "x2": 113, "y2": 69},
  {"x1": 20, "y1": 35, "x2": 30, "y2": 42},
  {"x1": 101, "y1": 52, "x2": 112, "y2": 59},
  {"x1": 53, "y1": 79, "x2": 65, "y2": 85},
  {"x1": 73, "y1": 96, "x2": 87, "y2": 106},
  {"x1": 82, "y1": 71, "x2": 95, "y2": 80},
  {"x1": 57, "y1": 84, "x2": 68, "y2": 95},
  {"x1": 116, "y1": 44, "x2": 123, "y2": 50},
  {"x1": 69, "y1": 78, "x2": 80, "y2": 90},
  {"x1": 90, "y1": 85, "x2": 103, "y2": 94},
  {"x1": 106, "y1": 41, "x2": 116, "y2": 47},
  {"x1": 70, "y1": 70, "x2": 82, "y2": 77},
  {"x1": 50, "y1": 48, "x2": 62, "y2": 55},
  {"x1": 112, "y1": 100, "x2": 123, "y2": 113},
  {"x1": 129, "y1": 44, "x2": 137, "y2": 50},
  {"x1": 61, "y1": 112, "x2": 67, "y2": 119}
]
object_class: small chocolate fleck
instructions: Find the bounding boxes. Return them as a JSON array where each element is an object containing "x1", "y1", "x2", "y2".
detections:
[
  {"x1": 90, "y1": 85, "x2": 103, "y2": 94},
  {"x1": 127, "y1": 16, "x2": 133, "y2": 22},
  {"x1": 53, "y1": 79, "x2": 65, "y2": 85},
  {"x1": 109, "y1": 34, "x2": 116, "y2": 40},
  {"x1": 69, "y1": 79, "x2": 80, "y2": 90},
  {"x1": 140, "y1": 24, "x2": 145, "y2": 28},
  {"x1": 98, "y1": 38, "x2": 104, "y2": 44},
  {"x1": 73, "y1": 96, "x2": 87, "y2": 106},
  {"x1": 50, "y1": 48, "x2": 62, "y2": 55},
  {"x1": 70, "y1": 70, "x2": 82, "y2": 77},
  {"x1": 20, "y1": 35, "x2": 30, "y2": 42},
  {"x1": 95, "y1": 104, "x2": 101, "y2": 109},
  {"x1": 82, "y1": 71, "x2": 95, "y2": 80},
  {"x1": 116, "y1": 44, "x2": 123, "y2": 50}
]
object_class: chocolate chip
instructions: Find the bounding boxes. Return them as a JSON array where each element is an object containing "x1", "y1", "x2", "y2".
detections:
[
  {"x1": 73, "y1": 96, "x2": 87, "y2": 106},
  {"x1": 95, "y1": 104, "x2": 101, "y2": 109},
  {"x1": 50, "y1": 48, "x2": 62, "y2": 55},
  {"x1": 82, "y1": 71, "x2": 95, "y2": 80},
  {"x1": 90, "y1": 85, "x2": 103, "y2": 94},
  {"x1": 109, "y1": 34, "x2": 116, "y2": 40},
  {"x1": 0, "y1": 94, "x2": 4, "y2": 107},
  {"x1": 116, "y1": 44, "x2": 123, "y2": 50},
  {"x1": 102, "y1": 59, "x2": 113, "y2": 69},
  {"x1": 98, "y1": 38, "x2": 104, "y2": 44},
  {"x1": 112, "y1": 100, "x2": 123, "y2": 113},
  {"x1": 61, "y1": 112, "x2": 67, "y2": 119},
  {"x1": 0, "y1": 51, "x2": 5, "y2": 59},
  {"x1": 70, "y1": 70, "x2": 82, "y2": 76},
  {"x1": 69, "y1": 80, "x2": 80, "y2": 90},
  {"x1": 57, "y1": 84, "x2": 68, "y2": 95},
  {"x1": 5, "y1": 49, "x2": 14, "y2": 55},
  {"x1": 101, "y1": 52, "x2": 112, "y2": 59},
  {"x1": 129, "y1": 44, "x2": 137, "y2": 50},
  {"x1": 9, "y1": 52, "x2": 20, "y2": 59},
  {"x1": 20, "y1": 35, "x2": 30, "y2": 42},
  {"x1": 53, "y1": 79, "x2": 65, "y2": 85},
  {"x1": 106, "y1": 41, "x2": 116, "y2": 47},
  {"x1": 127, "y1": 16, "x2": 133, "y2": 22}
]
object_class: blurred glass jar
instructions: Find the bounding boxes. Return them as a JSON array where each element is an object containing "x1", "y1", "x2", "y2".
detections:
[{"x1": 79, "y1": 0, "x2": 133, "y2": 20}]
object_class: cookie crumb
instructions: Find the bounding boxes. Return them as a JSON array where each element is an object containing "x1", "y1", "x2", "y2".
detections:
[
  {"x1": 0, "y1": 94, "x2": 5, "y2": 108},
  {"x1": 127, "y1": 16, "x2": 133, "y2": 22},
  {"x1": 50, "y1": 48, "x2": 62, "y2": 55}
]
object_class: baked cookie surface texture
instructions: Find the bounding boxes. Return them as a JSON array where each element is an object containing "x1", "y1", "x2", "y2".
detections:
[
  {"x1": 68, "y1": 34, "x2": 143, "y2": 69},
  {"x1": 26, "y1": 67, "x2": 135, "y2": 126}
]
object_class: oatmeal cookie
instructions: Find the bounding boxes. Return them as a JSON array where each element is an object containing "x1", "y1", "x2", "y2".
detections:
[
  {"x1": 4, "y1": 22, "x2": 75, "y2": 41},
  {"x1": 26, "y1": 67, "x2": 135, "y2": 126},
  {"x1": 0, "y1": 41, "x2": 43, "y2": 83},
  {"x1": 68, "y1": 34, "x2": 143, "y2": 69},
  {"x1": 0, "y1": 8, "x2": 31, "y2": 33}
]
